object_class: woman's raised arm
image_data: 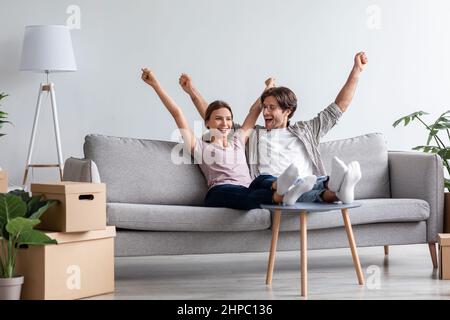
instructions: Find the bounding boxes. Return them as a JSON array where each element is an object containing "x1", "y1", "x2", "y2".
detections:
[{"x1": 141, "y1": 68, "x2": 196, "y2": 154}]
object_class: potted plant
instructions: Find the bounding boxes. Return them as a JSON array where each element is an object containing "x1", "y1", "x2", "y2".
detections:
[
  {"x1": 393, "y1": 110, "x2": 450, "y2": 230},
  {"x1": 0, "y1": 190, "x2": 57, "y2": 300}
]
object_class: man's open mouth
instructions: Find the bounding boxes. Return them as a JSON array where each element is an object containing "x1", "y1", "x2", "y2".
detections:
[{"x1": 265, "y1": 118, "x2": 274, "y2": 126}]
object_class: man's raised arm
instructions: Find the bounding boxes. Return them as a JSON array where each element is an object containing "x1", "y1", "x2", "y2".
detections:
[
  {"x1": 334, "y1": 52, "x2": 368, "y2": 113},
  {"x1": 240, "y1": 77, "x2": 276, "y2": 143},
  {"x1": 179, "y1": 73, "x2": 209, "y2": 120}
]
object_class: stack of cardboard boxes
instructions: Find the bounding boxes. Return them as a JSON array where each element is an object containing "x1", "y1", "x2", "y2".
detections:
[{"x1": 15, "y1": 181, "x2": 115, "y2": 300}]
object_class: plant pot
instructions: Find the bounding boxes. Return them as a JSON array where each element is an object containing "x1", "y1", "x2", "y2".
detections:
[
  {"x1": 0, "y1": 276, "x2": 24, "y2": 300},
  {"x1": 444, "y1": 192, "x2": 450, "y2": 233}
]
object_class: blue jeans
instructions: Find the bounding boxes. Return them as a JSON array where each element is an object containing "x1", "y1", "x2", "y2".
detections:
[
  {"x1": 248, "y1": 174, "x2": 330, "y2": 203},
  {"x1": 204, "y1": 175, "x2": 277, "y2": 210},
  {"x1": 204, "y1": 175, "x2": 329, "y2": 210},
  {"x1": 297, "y1": 175, "x2": 329, "y2": 203}
]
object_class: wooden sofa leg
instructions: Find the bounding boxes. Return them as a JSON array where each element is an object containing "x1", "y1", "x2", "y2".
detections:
[
  {"x1": 384, "y1": 245, "x2": 389, "y2": 255},
  {"x1": 428, "y1": 242, "x2": 438, "y2": 269}
]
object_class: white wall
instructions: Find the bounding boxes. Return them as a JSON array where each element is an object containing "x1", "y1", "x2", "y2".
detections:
[{"x1": 0, "y1": 0, "x2": 449, "y2": 186}]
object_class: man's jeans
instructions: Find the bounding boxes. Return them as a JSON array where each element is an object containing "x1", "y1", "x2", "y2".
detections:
[
  {"x1": 297, "y1": 175, "x2": 329, "y2": 203},
  {"x1": 251, "y1": 174, "x2": 329, "y2": 203}
]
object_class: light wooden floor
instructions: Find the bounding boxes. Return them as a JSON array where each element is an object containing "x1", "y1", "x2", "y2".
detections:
[{"x1": 87, "y1": 244, "x2": 450, "y2": 300}]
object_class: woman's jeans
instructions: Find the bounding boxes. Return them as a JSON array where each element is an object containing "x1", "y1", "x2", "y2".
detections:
[{"x1": 204, "y1": 175, "x2": 329, "y2": 210}]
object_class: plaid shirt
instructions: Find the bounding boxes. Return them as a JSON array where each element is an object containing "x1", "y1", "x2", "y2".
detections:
[{"x1": 240, "y1": 102, "x2": 343, "y2": 178}]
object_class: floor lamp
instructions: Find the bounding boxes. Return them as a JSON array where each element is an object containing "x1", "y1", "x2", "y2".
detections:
[{"x1": 20, "y1": 25, "x2": 77, "y2": 185}]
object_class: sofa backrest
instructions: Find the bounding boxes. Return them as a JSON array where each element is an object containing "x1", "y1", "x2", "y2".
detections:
[
  {"x1": 319, "y1": 132, "x2": 390, "y2": 199},
  {"x1": 84, "y1": 132, "x2": 390, "y2": 205},
  {"x1": 84, "y1": 134, "x2": 207, "y2": 205}
]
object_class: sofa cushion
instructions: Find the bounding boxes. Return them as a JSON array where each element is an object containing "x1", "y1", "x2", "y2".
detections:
[
  {"x1": 63, "y1": 157, "x2": 101, "y2": 183},
  {"x1": 107, "y1": 203, "x2": 271, "y2": 232},
  {"x1": 319, "y1": 133, "x2": 390, "y2": 199},
  {"x1": 278, "y1": 198, "x2": 430, "y2": 231},
  {"x1": 84, "y1": 134, "x2": 207, "y2": 205}
]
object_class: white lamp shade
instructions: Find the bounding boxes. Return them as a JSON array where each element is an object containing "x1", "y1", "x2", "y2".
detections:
[{"x1": 20, "y1": 25, "x2": 77, "y2": 72}]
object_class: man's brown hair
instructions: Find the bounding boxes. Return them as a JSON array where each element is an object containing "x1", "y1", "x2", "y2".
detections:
[{"x1": 260, "y1": 87, "x2": 298, "y2": 119}]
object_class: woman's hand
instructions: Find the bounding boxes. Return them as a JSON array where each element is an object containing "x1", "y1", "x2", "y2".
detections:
[
  {"x1": 179, "y1": 73, "x2": 194, "y2": 94},
  {"x1": 264, "y1": 77, "x2": 276, "y2": 91},
  {"x1": 141, "y1": 68, "x2": 159, "y2": 87}
]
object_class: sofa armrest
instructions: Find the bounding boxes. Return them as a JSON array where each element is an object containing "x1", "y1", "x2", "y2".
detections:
[
  {"x1": 62, "y1": 157, "x2": 101, "y2": 183},
  {"x1": 388, "y1": 151, "x2": 444, "y2": 242}
]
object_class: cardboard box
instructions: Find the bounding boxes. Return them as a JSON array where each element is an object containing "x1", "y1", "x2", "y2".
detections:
[
  {"x1": 438, "y1": 233, "x2": 450, "y2": 279},
  {"x1": 0, "y1": 170, "x2": 7, "y2": 193},
  {"x1": 31, "y1": 182, "x2": 106, "y2": 232},
  {"x1": 444, "y1": 193, "x2": 450, "y2": 233},
  {"x1": 15, "y1": 226, "x2": 116, "y2": 300}
]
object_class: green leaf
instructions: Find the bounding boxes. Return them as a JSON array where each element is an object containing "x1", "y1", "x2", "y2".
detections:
[
  {"x1": 29, "y1": 200, "x2": 57, "y2": 220},
  {"x1": 438, "y1": 148, "x2": 450, "y2": 160},
  {"x1": 0, "y1": 194, "x2": 27, "y2": 233},
  {"x1": 6, "y1": 217, "x2": 40, "y2": 237},
  {"x1": 8, "y1": 189, "x2": 31, "y2": 203},
  {"x1": 445, "y1": 179, "x2": 450, "y2": 192},
  {"x1": 392, "y1": 117, "x2": 407, "y2": 128},
  {"x1": 433, "y1": 123, "x2": 450, "y2": 130},
  {"x1": 26, "y1": 196, "x2": 42, "y2": 217},
  {"x1": 0, "y1": 225, "x2": 7, "y2": 240},
  {"x1": 412, "y1": 145, "x2": 441, "y2": 154},
  {"x1": 17, "y1": 229, "x2": 57, "y2": 246},
  {"x1": 392, "y1": 111, "x2": 429, "y2": 127},
  {"x1": 427, "y1": 129, "x2": 439, "y2": 145},
  {"x1": 6, "y1": 191, "x2": 57, "y2": 219}
]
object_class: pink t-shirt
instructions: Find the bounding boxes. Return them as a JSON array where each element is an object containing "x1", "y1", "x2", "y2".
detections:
[{"x1": 194, "y1": 131, "x2": 253, "y2": 189}]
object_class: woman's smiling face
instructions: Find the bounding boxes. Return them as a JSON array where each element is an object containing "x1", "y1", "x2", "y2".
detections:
[{"x1": 206, "y1": 107, "x2": 233, "y2": 138}]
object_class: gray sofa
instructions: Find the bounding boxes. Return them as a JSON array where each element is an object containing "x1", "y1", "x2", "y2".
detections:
[{"x1": 64, "y1": 132, "x2": 444, "y2": 266}]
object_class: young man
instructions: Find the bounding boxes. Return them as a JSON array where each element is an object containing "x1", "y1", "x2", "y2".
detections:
[{"x1": 179, "y1": 52, "x2": 368, "y2": 203}]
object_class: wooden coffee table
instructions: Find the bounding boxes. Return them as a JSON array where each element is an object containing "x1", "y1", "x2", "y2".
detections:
[{"x1": 260, "y1": 202, "x2": 365, "y2": 297}]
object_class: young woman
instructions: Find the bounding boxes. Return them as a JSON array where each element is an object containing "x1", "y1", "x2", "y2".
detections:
[{"x1": 141, "y1": 68, "x2": 317, "y2": 210}]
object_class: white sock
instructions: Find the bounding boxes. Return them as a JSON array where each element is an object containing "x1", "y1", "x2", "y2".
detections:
[
  {"x1": 276, "y1": 163, "x2": 300, "y2": 196},
  {"x1": 328, "y1": 156, "x2": 348, "y2": 192},
  {"x1": 282, "y1": 175, "x2": 317, "y2": 206},
  {"x1": 336, "y1": 161, "x2": 362, "y2": 204}
]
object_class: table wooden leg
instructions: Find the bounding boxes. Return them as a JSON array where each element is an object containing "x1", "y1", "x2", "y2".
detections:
[
  {"x1": 266, "y1": 209, "x2": 281, "y2": 285},
  {"x1": 300, "y1": 210, "x2": 307, "y2": 297},
  {"x1": 341, "y1": 209, "x2": 365, "y2": 285}
]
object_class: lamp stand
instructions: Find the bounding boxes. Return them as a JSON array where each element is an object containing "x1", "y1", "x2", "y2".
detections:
[{"x1": 22, "y1": 82, "x2": 64, "y2": 186}]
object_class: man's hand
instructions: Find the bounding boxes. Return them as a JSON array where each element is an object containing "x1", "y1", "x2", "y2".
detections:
[
  {"x1": 334, "y1": 52, "x2": 367, "y2": 112},
  {"x1": 141, "y1": 68, "x2": 159, "y2": 87},
  {"x1": 264, "y1": 77, "x2": 276, "y2": 91},
  {"x1": 353, "y1": 52, "x2": 368, "y2": 73},
  {"x1": 179, "y1": 73, "x2": 193, "y2": 94}
]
